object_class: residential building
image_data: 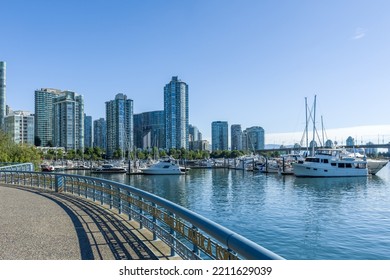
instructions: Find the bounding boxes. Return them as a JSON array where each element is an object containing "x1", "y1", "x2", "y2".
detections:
[
  {"x1": 231, "y1": 124, "x2": 243, "y2": 151},
  {"x1": 211, "y1": 121, "x2": 228, "y2": 151},
  {"x1": 34, "y1": 88, "x2": 63, "y2": 146},
  {"x1": 192, "y1": 140, "x2": 211, "y2": 152},
  {"x1": 0, "y1": 61, "x2": 6, "y2": 129},
  {"x1": 106, "y1": 93, "x2": 133, "y2": 158},
  {"x1": 134, "y1": 110, "x2": 165, "y2": 150},
  {"x1": 243, "y1": 126, "x2": 265, "y2": 151},
  {"x1": 53, "y1": 91, "x2": 84, "y2": 151},
  {"x1": 84, "y1": 114, "x2": 93, "y2": 148},
  {"x1": 93, "y1": 118, "x2": 107, "y2": 151},
  {"x1": 164, "y1": 76, "x2": 189, "y2": 149},
  {"x1": 189, "y1": 124, "x2": 202, "y2": 150},
  {"x1": 4, "y1": 110, "x2": 34, "y2": 145}
]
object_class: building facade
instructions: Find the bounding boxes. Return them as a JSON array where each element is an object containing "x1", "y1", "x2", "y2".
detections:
[
  {"x1": 134, "y1": 110, "x2": 165, "y2": 150},
  {"x1": 53, "y1": 91, "x2": 84, "y2": 151},
  {"x1": 164, "y1": 76, "x2": 189, "y2": 149},
  {"x1": 4, "y1": 111, "x2": 34, "y2": 145},
  {"x1": 105, "y1": 93, "x2": 133, "y2": 158},
  {"x1": 93, "y1": 118, "x2": 107, "y2": 151},
  {"x1": 231, "y1": 124, "x2": 243, "y2": 151},
  {"x1": 0, "y1": 61, "x2": 6, "y2": 129},
  {"x1": 211, "y1": 121, "x2": 228, "y2": 151},
  {"x1": 84, "y1": 114, "x2": 93, "y2": 149},
  {"x1": 34, "y1": 88, "x2": 64, "y2": 146},
  {"x1": 242, "y1": 126, "x2": 265, "y2": 151},
  {"x1": 189, "y1": 124, "x2": 202, "y2": 150}
]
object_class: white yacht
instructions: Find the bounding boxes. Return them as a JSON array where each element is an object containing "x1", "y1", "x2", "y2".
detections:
[
  {"x1": 141, "y1": 158, "x2": 186, "y2": 175},
  {"x1": 292, "y1": 148, "x2": 368, "y2": 177}
]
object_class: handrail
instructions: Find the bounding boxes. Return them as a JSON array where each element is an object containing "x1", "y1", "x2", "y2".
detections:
[{"x1": 0, "y1": 168, "x2": 284, "y2": 260}]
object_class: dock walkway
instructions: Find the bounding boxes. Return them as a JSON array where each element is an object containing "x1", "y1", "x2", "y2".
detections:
[{"x1": 0, "y1": 184, "x2": 178, "y2": 260}]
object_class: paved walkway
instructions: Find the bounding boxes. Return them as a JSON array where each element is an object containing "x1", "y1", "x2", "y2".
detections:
[{"x1": 0, "y1": 184, "x2": 178, "y2": 260}]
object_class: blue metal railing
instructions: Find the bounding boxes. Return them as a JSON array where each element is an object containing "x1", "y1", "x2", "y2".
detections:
[{"x1": 0, "y1": 164, "x2": 284, "y2": 260}]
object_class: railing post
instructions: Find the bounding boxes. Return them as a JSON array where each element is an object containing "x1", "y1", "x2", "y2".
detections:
[
  {"x1": 139, "y1": 196, "x2": 143, "y2": 229},
  {"x1": 109, "y1": 185, "x2": 113, "y2": 209},
  {"x1": 55, "y1": 175, "x2": 64, "y2": 193},
  {"x1": 127, "y1": 190, "x2": 132, "y2": 221},
  {"x1": 152, "y1": 202, "x2": 157, "y2": 241},
  {"x1": 118, "y1": 187, "x2": 122, "y2": 215},
  {"x1": 100, "y1": 182, "x2": 104, "y2": 205},
  {"x1": 170, "y1": 212, "x2": 176, "y2": 257}
]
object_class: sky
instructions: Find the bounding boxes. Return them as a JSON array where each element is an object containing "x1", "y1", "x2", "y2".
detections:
[{"x1": 2, "y1": 0, "x2": 390, "y2": 145}]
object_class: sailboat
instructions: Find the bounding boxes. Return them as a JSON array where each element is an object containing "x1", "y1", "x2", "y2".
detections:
[{"x1": 293, "y1": 96, "x2": 369, "y2": 177}]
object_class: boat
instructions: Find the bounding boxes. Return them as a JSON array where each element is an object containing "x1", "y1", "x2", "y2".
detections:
[
  {"x1": 367, "y1": 159, "x2": 389, "y2": 175},
  {"x1": 140, "y1": 157, "x2": 186, "y2": 175},
  {"x1": 292, "y1": 148, "x2": 368, "y2": 177},
  {"x1": 41, "y1": 164, "x2": 55, "y2": 172},
  {"x1": 91, "y1": 164, "x2": 127, "y2": 173},
  {"x1": 278, "y1": 154, "x2": 305, "y2": 175}
]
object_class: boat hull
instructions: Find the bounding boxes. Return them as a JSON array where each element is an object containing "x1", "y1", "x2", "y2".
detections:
[
  {"x1": 293, "y1": 163, "x2": 368, "y2": 177},
  {"x1": 367, "y1": 159, "x2": 388, "y2": 175}
]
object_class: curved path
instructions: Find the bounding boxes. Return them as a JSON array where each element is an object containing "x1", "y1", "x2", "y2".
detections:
[{"x1": 0, "y1": 185, "x2": 177, "y2": 260}]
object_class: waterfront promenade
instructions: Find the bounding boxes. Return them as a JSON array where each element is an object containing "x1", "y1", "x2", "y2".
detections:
[{"x1": 0, "y1": 184, "x2": 178, "y2": 260}]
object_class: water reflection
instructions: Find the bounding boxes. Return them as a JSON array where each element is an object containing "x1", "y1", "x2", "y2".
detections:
[{"x1": 63, "y1": 167, "x2": 390, "y2": 259}]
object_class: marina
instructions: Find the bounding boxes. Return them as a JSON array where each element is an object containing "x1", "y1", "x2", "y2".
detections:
[{"x1": 65, "y1": 163, "x2": 390, "y2": 260}]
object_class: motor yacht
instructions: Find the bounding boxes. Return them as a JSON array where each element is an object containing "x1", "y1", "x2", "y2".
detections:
[
  {"x1": 292, "y1": 148, "x2": 368, "y2": 177},
  {"x1": 141, "y1": 158, "x2": 186, "y2": 175},
  {"x1": 91, "y1": 164, "x2": 127, "y2": 173}
]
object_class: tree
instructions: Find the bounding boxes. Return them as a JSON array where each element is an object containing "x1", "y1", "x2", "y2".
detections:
[{"x1": 0, "y1": 131, "x2": 42, "y2": 169}]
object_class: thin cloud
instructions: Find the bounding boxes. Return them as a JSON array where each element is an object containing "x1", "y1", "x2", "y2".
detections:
[{"x1": 352, "y1": 28, "x2": 367, "y2": 40}]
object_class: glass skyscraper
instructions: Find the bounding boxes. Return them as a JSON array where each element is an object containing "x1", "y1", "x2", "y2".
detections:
[
  {"x1": 105, "y1": 93, "x2": 133, "y2": 158},
  {"x1": 231, "y1": 124, "x2": 243, "y2": 151},
  {"x1": 84, "y1": 114, "x2": 93, "y2": 148},
  {"x1": 164, "y1": 76, "x2": 189, "y2": 149},
  {"x1": 53, "y1": 91, "x2": 84, "y2": 151},
  {"x1": 211, "y1": 121, "x2": 229, "y2": 151},
  {"x1": 0, "y1": 61, "x2": 6, "y2": 129},
  {"x1": 93, "y1": 118, "x2": 107, "y2": 151},
  {"x1": 133, "y1": 110, "x2": 165, "y2": 150},
  {"x1": 34, "y1": 88, "x2": 63, "y2": 146},
  {"x1": 243, "y1": 126, "x2": 265, "y2": 151}
]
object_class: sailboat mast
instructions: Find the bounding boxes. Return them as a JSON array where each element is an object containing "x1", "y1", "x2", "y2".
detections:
[
  {"x1": 312, "y1": 95, "x2": 317, "y2": 156},
  {"x1": 305, "y1": 97, "x2": 309, "y2": 154},
  {"x1": 321, "y1": 115, "x2": 325, "y2": 147}
]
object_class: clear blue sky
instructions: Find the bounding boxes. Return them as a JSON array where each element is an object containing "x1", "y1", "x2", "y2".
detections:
[{"x1": 2, "y1": 0, "x2": 390, "y2": 143}]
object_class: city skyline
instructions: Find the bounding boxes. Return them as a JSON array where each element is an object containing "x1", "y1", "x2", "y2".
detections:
[{"x1": 2, "y1": 1, "x2": 390, "y2": 145}]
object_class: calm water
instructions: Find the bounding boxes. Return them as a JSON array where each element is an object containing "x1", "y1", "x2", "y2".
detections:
[{"x1": 68, "y1": 164, "x2": 390, "y2": 260}]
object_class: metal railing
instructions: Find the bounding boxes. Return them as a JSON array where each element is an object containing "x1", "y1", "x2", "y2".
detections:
[
  {"x1": 0, "y1": 163, "x2": 34, "y2": 172},
  {"x1": 0, "y1": 165, "x2": 284, "y2": 260}
]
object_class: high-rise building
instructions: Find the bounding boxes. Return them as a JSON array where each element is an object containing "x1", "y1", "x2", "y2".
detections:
[
  {"x1": 211, "y1": 121, "x2": 228, "y2": 151},
  {"x1": 105, "y1": 93, "x2": 133, "y2": 158},
  {"x1": 53, "y1": 91, "x2": 84, "y2": 151},
  {"x1": 189, "y1": 124, "x2": 201, "y2": 151},
  {"x1": 134, "y1": 110, "x2": 165, "y2": 150},
  {"x1": 164, "y1": 76, "x2": 189, "y2": 149},
  {"x1": 243, "y1": 126, "x2": 265, "y2": 151},
  {"x1": 4, "y1": 111, "x2": 34, "y2": 145},
  {"x1": 34, "y1": 88, "x2": 63, "y2": 146},
  {"x1": 93, "y1": 118, "x2": 107, "y2": 151},
  {"x1": 0, "y1": 61, "x2": 6, "y2": 128},
  {"x1": 231, "y1": 124, "x2": 243, "y2": 151},
  {"x1": 84, "y1": 114, "x2": 93, "y2": 148}
]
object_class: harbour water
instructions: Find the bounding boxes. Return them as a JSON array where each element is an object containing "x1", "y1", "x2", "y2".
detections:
[{"x1": 67, "y1": 164, "x2": 390, "y2": 260}]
